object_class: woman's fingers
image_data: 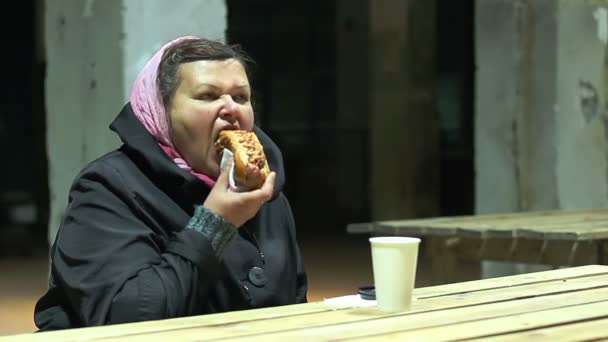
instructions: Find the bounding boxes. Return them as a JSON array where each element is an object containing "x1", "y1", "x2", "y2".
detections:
[
  {"x1": 241, "y1": 172, "x2": 275, "y2": 204},
  {"x1": 259, "y1": 172, "x2": 276, "y2": 201},
  {"x1": 203, "y1": 171, "x2": 275, "y2": 228}
]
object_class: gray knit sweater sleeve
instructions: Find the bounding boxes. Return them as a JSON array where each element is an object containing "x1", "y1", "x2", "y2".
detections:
[{"x1": 185, "y1": 205, "x2": 237, "y2": 257}]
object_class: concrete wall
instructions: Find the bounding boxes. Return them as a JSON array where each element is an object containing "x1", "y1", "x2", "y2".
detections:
[
  {"x1": 477, "y1": 0, "x2": 608, "y2": 214},
  {"x1": 45, "y1": 0, "x2": 226, "y2": 245},
  {"x1": 122, "y1": 1, "x2": 226, "y2": 101},
  {"x1": 476, "y1": 0, "x2": 558, "y2": 215},
  {"x1": 336, "y1": 0, "x2": 439, "y2": 222},
  {"x1": 476, "y1": 0, "x2": 608, "y2": 276},
  {"x1": 556, "y1": 1, "x2": 608, "y2": 209}
]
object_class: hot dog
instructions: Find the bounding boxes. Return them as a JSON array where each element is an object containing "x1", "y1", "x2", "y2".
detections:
[{"x1": 215, "y1": 130, "x2": 270, "y2": 190}]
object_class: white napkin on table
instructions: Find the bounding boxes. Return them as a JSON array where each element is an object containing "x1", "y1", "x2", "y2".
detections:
[{"x1": 323, "y1": 295, "x2": 377, "y2": 309}]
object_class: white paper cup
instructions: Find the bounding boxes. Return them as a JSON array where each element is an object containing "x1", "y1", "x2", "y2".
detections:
[{"x1": 370, "y1": 236, "x2": 420, "y2": 312}]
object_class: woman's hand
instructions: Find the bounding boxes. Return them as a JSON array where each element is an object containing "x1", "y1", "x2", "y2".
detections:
[{"x1": 203, "y1": 159, "x2": 276, "y2": 228}]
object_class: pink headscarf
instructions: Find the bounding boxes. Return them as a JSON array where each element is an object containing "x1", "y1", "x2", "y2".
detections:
[{"x1": 129, "y1": 36, "x2": 217, "y2": 188}]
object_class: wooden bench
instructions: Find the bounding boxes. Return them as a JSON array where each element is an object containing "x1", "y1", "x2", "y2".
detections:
[{"x1": 347, "y1": 208, "x2": 608, "y2": 284}]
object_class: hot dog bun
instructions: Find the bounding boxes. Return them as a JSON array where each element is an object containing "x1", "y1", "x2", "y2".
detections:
[{"x1": 215, "y1": 130, "x2": 270, "y2": 190}]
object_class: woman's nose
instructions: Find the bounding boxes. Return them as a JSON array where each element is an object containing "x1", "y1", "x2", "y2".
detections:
[{"x1": 218, "y1": 95, "x2": 240, "y2": 122}]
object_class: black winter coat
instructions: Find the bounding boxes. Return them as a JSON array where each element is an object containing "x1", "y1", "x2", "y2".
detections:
[{"x1": 34, "y1": 104, "x2": 308, "y2": 330}]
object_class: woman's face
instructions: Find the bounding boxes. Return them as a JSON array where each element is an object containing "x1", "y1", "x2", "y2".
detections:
[{"x1": 167, "y1": 58, "x2": 254, "y2": 178}]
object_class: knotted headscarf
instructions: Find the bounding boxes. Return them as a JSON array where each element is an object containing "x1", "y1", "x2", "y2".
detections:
[{"x1": 129, "y1": 36, "x2": 217, "y2": 188}]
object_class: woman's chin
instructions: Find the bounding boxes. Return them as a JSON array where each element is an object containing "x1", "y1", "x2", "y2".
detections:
[
  {"x1": 205, "y1": 162, "x2": 221, "y2": 178},
  {"x1": 189, "y1": 160, "x2": 219, "y2": 178}
]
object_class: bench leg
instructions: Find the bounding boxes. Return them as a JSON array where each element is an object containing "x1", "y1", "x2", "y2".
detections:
[{"x1": 428, "y1": 236, "x2": 481, "y2": 285}]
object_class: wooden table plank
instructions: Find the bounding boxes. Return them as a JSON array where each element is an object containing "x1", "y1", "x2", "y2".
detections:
[
  {"x1": 433, "y1": 211, "x2": 608, "y2": 230},
  {"x1": 4, "y1": 266, "x2": 605, "y2": 342},
  {"x1": 348, "y1": 208, "x2": 608, "y2": 241},
  {"x1": 379, "y1": 208, "x2": 608, "y2": 228},
  {"x1": 3, "y1": 266, "x2": 607, "y2": 342},
  {"x1": 466, "y1": 318, "x2": 608, "y2": 341},
  {"x1": 354, "y1": 301, "x2": 608, "y2": 341},
  {"x1": 220, "y1": 287, "x2": 608, "y2": 342},
  {"x1": 505, "y1": 215, "x2": 608, "y2": 231},
  {"x1": 46, "y1": 271, "x2": 608, "y2": 342},
  {"x1": 463, "y1": 210, "x2": 608, "y2": 228},
  {"x1": 347, "y1": 221, "x2": 459, "y2": 237},
  {"x1": 413, "y1": 211, "x2": 608, "y2": 239},
  {"x1": 0, "y1": 302, "x2": 331, "y2": 342},
  {"x1": 355, "y1": 208, "x2": 608, "y2": 229},
  {"x1": 518, "y1": 220, "x2": 608, "y2": 240},
  {"x1": 414, "y1": 264, "x2": 608, "y2": 298}
]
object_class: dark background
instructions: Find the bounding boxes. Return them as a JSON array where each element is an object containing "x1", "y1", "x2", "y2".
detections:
[{"x1": 0, "y1": 0, "x2": 474, "y2": 255}]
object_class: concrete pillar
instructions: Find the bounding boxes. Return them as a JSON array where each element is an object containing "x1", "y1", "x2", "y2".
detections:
[
  {"x1": 369, "y1": 0, "x2": 439, "y2": 220},
  {"x1": 336, "y1": 0, "x2": 439, "y2": 222},
  {"x1": 476, "y1": 0, "x2": 608, "y2": 276},
  {"x1": 45, "y1": 0, "x2": 227, "y2": 245}
]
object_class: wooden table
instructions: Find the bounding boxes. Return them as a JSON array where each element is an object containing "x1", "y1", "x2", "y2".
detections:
[
  {"x1": 348, "y1": 208, "x2": 608, "y2": 283},
  {"x1": 2, "y1": 265, "x2": 608, "y2": 341}
]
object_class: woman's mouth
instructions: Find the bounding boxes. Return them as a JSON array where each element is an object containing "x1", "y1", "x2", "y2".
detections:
[{"x1": 214, "y1": 126, "x2": 238, "y2": 148}]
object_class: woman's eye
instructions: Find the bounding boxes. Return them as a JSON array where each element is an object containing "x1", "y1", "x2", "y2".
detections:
[
  {"x1": 233, "y1": 94, "x2": 249, "y2": 104},
  {"x1": 198, "y1": 93, "x2": 217, "y2": 101}
]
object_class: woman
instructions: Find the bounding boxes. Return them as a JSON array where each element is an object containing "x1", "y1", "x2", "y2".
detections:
[{"x1": 34, "y1": 36, "x2": 308, "y2": 330}]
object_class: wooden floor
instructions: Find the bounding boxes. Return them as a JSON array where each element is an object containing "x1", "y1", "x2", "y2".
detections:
[
  {"x1": 0, "y1": 233, "x2": 437, "y2": 337},
  {"x1": 0, "y1": 257, "x2": 48, "y2": 336}
]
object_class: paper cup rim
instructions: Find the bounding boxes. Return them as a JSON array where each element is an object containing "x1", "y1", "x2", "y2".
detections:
[{"x1": 369, "y1": 236, "x2": 421, "y2": 244}]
